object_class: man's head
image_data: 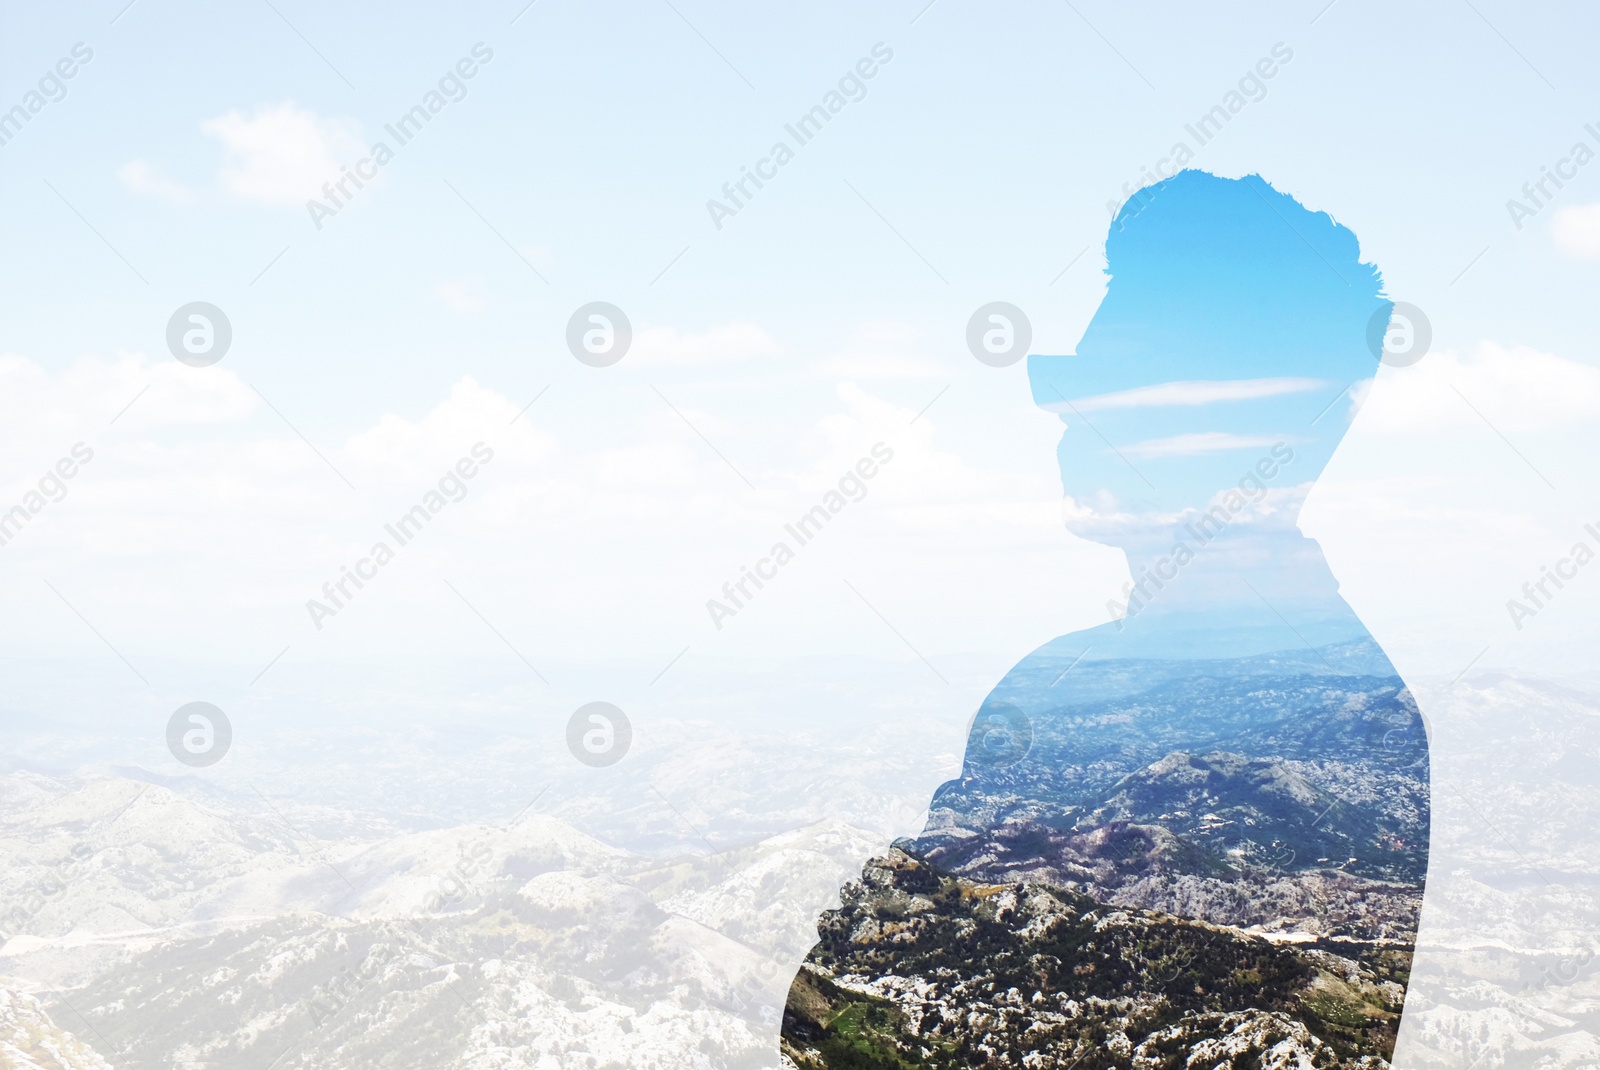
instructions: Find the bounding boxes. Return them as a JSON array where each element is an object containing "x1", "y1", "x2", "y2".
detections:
[{"x1": 1029, "y1": 170, "x2": 1389, "y2": 546}]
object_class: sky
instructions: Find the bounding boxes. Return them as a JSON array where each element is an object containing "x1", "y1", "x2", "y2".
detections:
[{"x1": 2, "y1": 0, "x2": 1600, "y2": 753}]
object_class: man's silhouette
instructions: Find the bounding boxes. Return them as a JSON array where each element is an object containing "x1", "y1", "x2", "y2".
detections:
[{"x1": 783, "y1": 170, "x2": 1430, "y2": 1070}]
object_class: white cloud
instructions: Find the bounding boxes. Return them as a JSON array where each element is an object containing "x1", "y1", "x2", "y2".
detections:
[
  {"x1": 200, "y1": 102, "x2": 364, "y2": 205},
  {"x1": 1122, "y1": 431, "x2": 1291, "y2": 459},
  {"x1": 0, "y1": 342, "x2": 1091, "y2": 668},
  {"x1": 1552, "y1": 203, "x2": 1600, "y2": 259},
  {"x1": 629, "y1": 322, "x2": 781, "y2": 366},
  {"x1": 1056, "y1": 377, "x2": 1327, "y2": 413},
  {"x1": 342, "y1": 377, "x2": 541, "y2": 482},
  {"x1": 117, "y1": 160, "x2": 193, "y2": 203},
  {"x1": 1352, "y1": 342, "x2": 1600, "y2": 434},
  {"x1": 13, "y1": 334, "x2": 1586, "y2": 673},
  {"x1": 0, "y1": 351, "x2": 253, "y2": 448},
  {"x1": 1308, "y1": 340, "x2": 1600, "y2": 676}
]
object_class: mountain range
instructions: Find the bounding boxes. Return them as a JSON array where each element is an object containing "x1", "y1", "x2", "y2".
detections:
[{"x1": 783, "y1": 639, "x2": 1431, "y2": 1068}]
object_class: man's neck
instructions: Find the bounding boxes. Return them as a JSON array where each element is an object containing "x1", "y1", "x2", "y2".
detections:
[{"x1": 1101, "y1": 522, "x2": 1368, "y2": 659}]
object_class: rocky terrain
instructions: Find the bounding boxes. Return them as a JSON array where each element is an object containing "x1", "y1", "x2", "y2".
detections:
[
  {"x1": 782, "y1": 849, "x2": 1408, "y2": 1070},
  {"x1": 0, "y1": 768, "x2": 897, "y2": 1069},
  {"x1": 920, "y1": 747, "x2": 1425, "y2": 942},
  {"x1": 0, "y1": 989, "x2": 112, "y2": 1070}
]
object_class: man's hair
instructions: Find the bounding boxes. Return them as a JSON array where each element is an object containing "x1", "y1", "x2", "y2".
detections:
[{"x1": 1109, "y1": 170, "x2": 1384, "y2": 305}]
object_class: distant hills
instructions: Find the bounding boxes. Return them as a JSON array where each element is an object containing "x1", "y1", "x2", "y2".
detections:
[
  {"x1": 916, "y1": 639, "x2": 1428, "y2": 938},
  {"x1": 0, "y1": 771, "x2": 882, "y2": 1069}
]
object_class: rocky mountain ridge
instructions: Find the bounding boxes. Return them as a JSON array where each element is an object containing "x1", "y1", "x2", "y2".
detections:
[{"x1": 782, "y1": 849, "x2": 1408, "y2": 1070}]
